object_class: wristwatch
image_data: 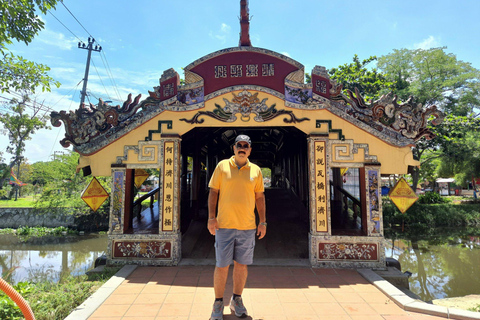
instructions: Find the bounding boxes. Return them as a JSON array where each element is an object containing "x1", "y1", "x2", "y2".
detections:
[{"x1": 259, "y1": 222, "x2": 267, "y2": 227}]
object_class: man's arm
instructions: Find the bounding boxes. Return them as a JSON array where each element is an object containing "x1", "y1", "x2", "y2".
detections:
[
  {"x1": 207, "y1": 188, "x2": 219, "y2": 235},
  {"x1": 255, "y1": 192, "x2": 266, "y2": 239}
]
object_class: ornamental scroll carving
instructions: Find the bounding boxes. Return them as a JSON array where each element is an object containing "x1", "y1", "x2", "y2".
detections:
[
  {"x1": 330, "y1": 85, "x2": 444, "y2": 141},
  {"x1": 51, "y1": 94, "x2": 142, "y2": 148}
]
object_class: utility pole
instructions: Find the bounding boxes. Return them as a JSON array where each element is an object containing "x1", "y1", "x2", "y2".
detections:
[{"x1": 78, "y1": 37, "x2": 102, "y2": 105}]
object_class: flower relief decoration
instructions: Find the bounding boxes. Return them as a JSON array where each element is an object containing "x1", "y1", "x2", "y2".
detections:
[
  {"x1": 328, "y1": 79, "x2": 445, "y2": 141},
  {"x1": 180, "y1": 90, "x2": 309, "y2": 124}
]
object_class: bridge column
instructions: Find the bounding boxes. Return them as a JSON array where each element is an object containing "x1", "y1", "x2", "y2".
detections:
[
  {"x1": 106, "y1": 136, "x2": 182, "y2": 266},
  {"x1": 307, "y1": 135, "x2": 331, "y2": 266},
  {"x1": 308, "y1": 135, "x2": 385, "y2": 268}
]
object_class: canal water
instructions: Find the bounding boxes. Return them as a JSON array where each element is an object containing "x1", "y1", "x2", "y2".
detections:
[
  {"x1": 385, "y1": 227, "x2": 480, "y2": 302},
  {"x1": 0, "y1": 233, "x2": 107, "y2": 284},
  {"x1": 0, "y1": 228, "x2": 479, "y2": 303}
]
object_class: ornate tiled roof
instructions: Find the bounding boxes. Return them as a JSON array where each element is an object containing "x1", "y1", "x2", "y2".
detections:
[{"x1": 51, "y1": 47, "x2": 444, "y2": 155}]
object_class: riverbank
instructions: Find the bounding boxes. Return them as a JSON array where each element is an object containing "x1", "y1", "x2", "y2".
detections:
[{"x1": 433, "y1": 295, "x2": 480, "y2": 313}]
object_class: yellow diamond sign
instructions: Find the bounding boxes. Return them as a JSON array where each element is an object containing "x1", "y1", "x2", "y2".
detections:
[
  {"x1": 134, "y1": 169, "x2": 149, "y2": 188},
  {"x1": 81, "y1": 177, "x2": 109, "y2": 212},
  {"x1": 389, "y1": 177, "x2": 418, "y2": 213}
]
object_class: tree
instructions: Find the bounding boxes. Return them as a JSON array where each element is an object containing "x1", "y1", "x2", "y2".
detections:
[
  {"x1": 415, "y1": 115, "x2": 480, "y2": 188},
  {"x1": 377, "y1": 48, "x2": 480, "y2": 190},
  {"x1": 430, "y1": 115, "x2": 480, "y2": 187},
  {"x1": 33, "y1": 151, "x2": 111, "y2": 218},
  {"x1": 328, "y1": 54, "x2": 394, "y2": 101},
  {"x1": 0, "y1": 95, "x2": 50, "y2": 199},
  {"x1": 377, "y1": 48, "x2": 480, "y2": 116},
  {"x1": 0, "y1": 0, "x2": 60, "y2": 93}
]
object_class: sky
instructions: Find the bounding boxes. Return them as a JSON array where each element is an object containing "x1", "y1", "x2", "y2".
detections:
[{"x1": 1, "y1": 0, "x2": 480, "y2": 164}]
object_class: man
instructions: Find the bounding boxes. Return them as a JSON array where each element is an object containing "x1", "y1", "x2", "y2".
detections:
[{"x1": 207, "y1": 134, "x2": 267, "y2": 320}]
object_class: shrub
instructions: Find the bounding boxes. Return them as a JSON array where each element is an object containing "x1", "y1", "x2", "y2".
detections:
[
  {"x1": 0, "y1": 268, "x2": 119, "y2": 320},
  {"x1": 469, "y1": 304, "x2": 480, "y2": 312},
  {"x1": 383, "y1": 197, "x2": 480, "y2": 228},
  {"x1": 418, "y1": 191, "x2": 449, "y2": 204},
  {"x1": 0, "y1": 282, "x2": 33, "y2": 320}
]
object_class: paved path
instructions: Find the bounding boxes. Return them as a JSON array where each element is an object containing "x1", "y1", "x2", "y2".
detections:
[{"x1": 67, "y1": 265, "x2": 480, "y2": 320}]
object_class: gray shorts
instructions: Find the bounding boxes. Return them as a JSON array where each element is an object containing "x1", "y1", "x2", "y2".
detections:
[{"x1": 214, "y1": 228, "x2": 256, "y2": 268}]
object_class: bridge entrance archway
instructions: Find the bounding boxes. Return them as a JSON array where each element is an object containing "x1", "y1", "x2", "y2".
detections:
[{"x1": 180, "y1": 127, "x2": 309, "y2": 261}]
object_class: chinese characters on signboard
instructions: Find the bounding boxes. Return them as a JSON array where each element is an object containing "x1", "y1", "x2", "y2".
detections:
[
  {"x1": 315, "y1": 79, "x2": 327, "y2": 94},
  {"x1": 314, "y1": 141, "x2": 328, "y2": 232},
  {"x1": 162, "y1": 142, "x2": 175, "y2": 231},
  {"x1": 215, "y1": 63, "x2": 275, "y2": 78}
]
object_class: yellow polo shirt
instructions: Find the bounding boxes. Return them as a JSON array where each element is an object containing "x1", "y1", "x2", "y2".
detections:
[{"x1": 208, "y1": 156, "x2": 264, "y2": 230}]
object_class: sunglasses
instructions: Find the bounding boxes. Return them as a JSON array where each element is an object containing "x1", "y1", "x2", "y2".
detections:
[{"x1": 236, "y1": 143, "x2": 250, "y2": 149}]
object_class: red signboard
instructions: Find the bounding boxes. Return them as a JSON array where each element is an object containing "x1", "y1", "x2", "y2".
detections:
[
  {"x1": 311, "y1": 74, "x2": 332, "y2": 99},
  {"x1": 188, "y1": 50, "x2": 301, "y2": 95}
]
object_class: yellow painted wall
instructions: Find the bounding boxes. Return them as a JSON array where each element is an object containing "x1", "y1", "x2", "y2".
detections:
[{"x1": 78, "y1": 90, "x2": 418, "y2": 176}]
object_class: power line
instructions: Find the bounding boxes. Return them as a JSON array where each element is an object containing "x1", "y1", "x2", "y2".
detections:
[
  {"x1": 50, "y1": 3, "x2": 123, "y2": 106},
  {"x1": 60, "y1": 1, "x2": 93, "y2": 38},
  {"x1": 49, "y1": 79, "x2": 83, "y2": 109},
  {"x1": 100, "y1": 51, "x2": 122, "y2": 101},
  {"x1": 48, "y1": 10, "x2": 85, "y2": 44},
  {"x1": 0, "y1": 93, "x2": 55, "y2": 114},
  {"x1": 90, "y1": 58, "x2": 112, "y2": 102}
]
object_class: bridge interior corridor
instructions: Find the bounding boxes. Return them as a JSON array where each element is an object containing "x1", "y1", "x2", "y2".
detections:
[{"x1": 181, "y1": 187, "x2": 309, "y2": 261}]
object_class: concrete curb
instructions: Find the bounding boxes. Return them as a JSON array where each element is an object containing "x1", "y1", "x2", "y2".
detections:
[
  {"x1": 357, "y1": 269, "x2": 480, "y2": 320},
  {"x1": 64, "y1": 265, "x2": 138, "y2": 320}
]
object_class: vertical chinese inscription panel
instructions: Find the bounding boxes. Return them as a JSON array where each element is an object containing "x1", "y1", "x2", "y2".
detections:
[
  {"x1": 162, "y1": 142, "x2": 175, "y2": 231},
  {"x1": 314, "y1": 141, "x2": 328, "y2": 232}
]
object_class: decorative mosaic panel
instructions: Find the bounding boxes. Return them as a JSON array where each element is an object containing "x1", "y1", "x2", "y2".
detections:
[
  {"x1": 285, "y1": 83, "x2": 312, "y2": 105},
  {"x1": 329, "y1": 139, "x2": 378, "y2": 165},
  {"x1": 314, "y1": 141, "x2": 328, "y2": 232},
  {"x1": 162, "y1": 141, "x2": 175, "y2": 231},
  {"x1": 180, "y1": 90, "x2": 309, "y2": 124},
  {"x1": 112, "y1": 240, "x2": 172, "y2": 259},
  {"x1": 318, "y1": 242, "x2": 378, "y2": 261},
  {"x1": 110, "y1": 169, "x2": 125, "y2": 234},
  {"x1": 367, "y1": 169, "x2": 381, "y2": 235}
]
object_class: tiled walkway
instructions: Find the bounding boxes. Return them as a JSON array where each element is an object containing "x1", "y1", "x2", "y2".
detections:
[{"x1": 86, "y1": 265, "x2": 451, "y2": 320}]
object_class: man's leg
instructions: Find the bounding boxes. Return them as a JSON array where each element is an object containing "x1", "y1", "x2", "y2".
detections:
[
  {"x1": 232, "y1": 261, "x2": 248, "y2": 295},
  {"x1": 214, "y1": 265, "x2": 230, "y2": 299},
  {"x1": 229, "y1": 229, "x2": 254, "y2": 318}
]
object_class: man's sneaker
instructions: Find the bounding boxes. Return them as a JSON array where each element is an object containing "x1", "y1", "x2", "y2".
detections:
[
  {"x1": 229, "y1": 296, "x2": 247, "y2": 318},
  {"x1": 210, "y1": 300, "x2": 224, "y2": 320}
]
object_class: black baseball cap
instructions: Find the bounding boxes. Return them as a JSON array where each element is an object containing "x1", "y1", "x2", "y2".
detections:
[{"x1": 235, "y1": 134, "x2": 251, "y2": 146}]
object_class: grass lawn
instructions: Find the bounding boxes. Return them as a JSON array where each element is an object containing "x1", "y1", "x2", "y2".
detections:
[{"x1": 0, "y1": 195, "x2": 36, "y2": 208}]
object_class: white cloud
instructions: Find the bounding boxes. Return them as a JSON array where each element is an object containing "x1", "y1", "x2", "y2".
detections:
[
  {"x1": 221, "y1": 23, "x2": 231, "y2": 33},
  {"x1": 209, "y1": 23, "x2": 231, "y2": 43},
  {"x1": 36, "y1": 28, "x2": 78, "y2": 51},
  {"x1": 413, "y1": 36, "x2": 441, "y2": 50},
  {"x1": 281, "y1": 52, "x2": 291, "y2": 58}
]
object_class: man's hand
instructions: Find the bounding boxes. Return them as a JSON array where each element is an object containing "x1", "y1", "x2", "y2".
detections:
[
  {"x1": 207, "y1": 218, "x2": 219, "y2": 235},
  {"x1": 256, "y1": 223, "x2": 266, "y2": 239}
]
